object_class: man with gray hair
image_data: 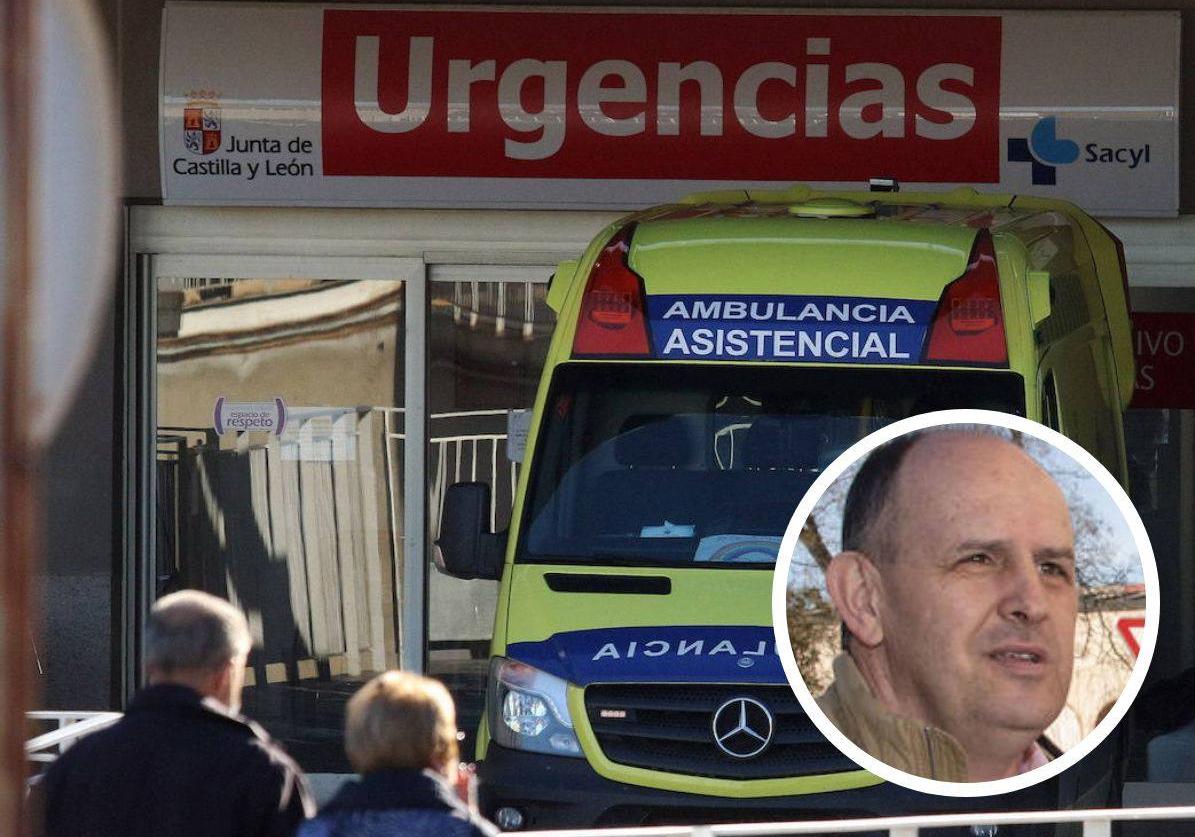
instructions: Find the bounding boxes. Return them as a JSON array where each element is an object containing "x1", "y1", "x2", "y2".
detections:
[{"x1": 36, "y1": 590, "x2": 314, "y2": 836}]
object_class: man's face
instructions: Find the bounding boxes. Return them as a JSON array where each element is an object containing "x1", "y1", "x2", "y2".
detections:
[{"x1": 874, "y1": 434, "x2": 1077, "y2": 751}]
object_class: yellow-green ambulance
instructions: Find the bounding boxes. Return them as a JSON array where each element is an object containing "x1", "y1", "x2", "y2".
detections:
[{"x1": 436, "y1": 184, "x2": 1134, "y2": 829}]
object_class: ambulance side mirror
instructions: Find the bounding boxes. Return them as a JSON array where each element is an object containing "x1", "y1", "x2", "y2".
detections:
[
  {"x1": 435, "y1": 482, "x2": 506, "y2": 581},
  {"x1": 546, "y1": 259, "x2": 578, "y2": 313}
]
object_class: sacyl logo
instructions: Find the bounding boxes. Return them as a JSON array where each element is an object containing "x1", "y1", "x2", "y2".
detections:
[
  {"x1": 1007, "y1": 116, "x2": 1077, "y2": 185},
  {"x1": 1009, "y1": 116, "x2": 1151, "y2": 185}
]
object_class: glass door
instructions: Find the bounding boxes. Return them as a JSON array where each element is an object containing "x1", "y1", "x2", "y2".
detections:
[
  {"x1": 145, "y1": 254, "x2": 420, "y2": 771},
  {"x1": 425, "y1": 265, "x2": 556, "y2": 759}
]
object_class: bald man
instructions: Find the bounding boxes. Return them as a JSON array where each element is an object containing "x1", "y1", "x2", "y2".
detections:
[{"x1": 819, "y1": 430, "x2": 1077, "y2": 782}]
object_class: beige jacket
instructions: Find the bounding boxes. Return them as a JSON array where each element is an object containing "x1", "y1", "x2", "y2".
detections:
[{"x1": 816, "y1": 652, "x2": 969, "y2": 782}]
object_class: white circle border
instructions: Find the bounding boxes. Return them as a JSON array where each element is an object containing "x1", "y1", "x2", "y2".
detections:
[{"x1": 770, "y1": 408, "x2": 1160, "y2": 798}]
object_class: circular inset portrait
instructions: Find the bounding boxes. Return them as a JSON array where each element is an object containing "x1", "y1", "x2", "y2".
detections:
[{"x1": 771, "y1": 409, "x2": 1158, "y2": 797}]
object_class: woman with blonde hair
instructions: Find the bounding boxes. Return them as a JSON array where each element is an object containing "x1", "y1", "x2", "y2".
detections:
[{"x1": 298, "y1": 671, "x2": 496, "y2": 837}]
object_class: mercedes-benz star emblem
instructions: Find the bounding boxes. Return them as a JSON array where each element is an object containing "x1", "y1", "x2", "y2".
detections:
[{"x1": 711, "y1": 697, "x2": 774, "y2": 759}]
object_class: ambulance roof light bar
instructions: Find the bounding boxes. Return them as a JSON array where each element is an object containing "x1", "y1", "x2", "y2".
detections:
[
  {"x1": 571, "y1": 225, "x2": 652, "y2": 357},
  {"x1": 922, "y1": 228, "x2": 1009, "y2": 367}
]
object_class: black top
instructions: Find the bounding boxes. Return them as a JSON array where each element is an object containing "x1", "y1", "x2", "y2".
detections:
[
  {"x1": 321, "y1": 768, "x2": 470, "y2": 815},
  {"x1": 300, "y1": 769, "x2": 497, "y2": 837},
  {"x1": 35, "y1": 684, "x2": 314, "y2": 837}
]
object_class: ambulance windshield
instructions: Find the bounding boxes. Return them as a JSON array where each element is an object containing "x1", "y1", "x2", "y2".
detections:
[{"x1": 519, "y1": 363, "x2": 1024, "y2": 568}]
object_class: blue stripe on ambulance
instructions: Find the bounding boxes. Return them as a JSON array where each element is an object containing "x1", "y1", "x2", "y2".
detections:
[
  {"x1": 505, "y1": 625, "x2": 786, "y2": 685},
  {"x1": 647, "y1": 294, "x2": 936, "y2": 363}
]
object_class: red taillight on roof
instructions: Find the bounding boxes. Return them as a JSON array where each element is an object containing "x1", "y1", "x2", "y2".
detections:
[
  {"x1": 922, "y1": 229, "x2": 1008, "y2": 367},
  {"x1": 572, "y1": 226, "x2": 651, "y2": 357}
]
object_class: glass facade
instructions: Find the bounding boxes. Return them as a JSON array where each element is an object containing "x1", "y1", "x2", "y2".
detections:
[
  {"x1": 87, "y1": 213, "x2": 1193, "y2": 818},
  {"x1": 154, "y1": 275, "x2": 405, "y2": 770},
  {"x1": 425, "y1": 277, "x2": 555, "y2": 759}
]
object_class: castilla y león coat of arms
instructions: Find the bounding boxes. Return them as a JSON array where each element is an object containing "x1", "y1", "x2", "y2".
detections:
[{"x1": 183, "y1": 91, "x2": 222, "y2": 155}]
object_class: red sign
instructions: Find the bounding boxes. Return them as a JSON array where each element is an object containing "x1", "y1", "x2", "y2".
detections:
[
  {"x1": 321, "y1": 11, "x2": 1001, "y2": 182},
  {"x1": 1116, "y1": 616, "x2": 1145, "y2": 658},
  {"x1": 1131, "y1": 312, "x2": 1195, "y2": 409}
]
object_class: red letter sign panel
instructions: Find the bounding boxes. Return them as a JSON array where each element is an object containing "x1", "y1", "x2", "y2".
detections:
[
  {"x1": 321, "y1": 11, "x2": 1001, "y2": 182},
  {"x1": 1132, "y1": 312, "x2": 1195, "y2": 410}
]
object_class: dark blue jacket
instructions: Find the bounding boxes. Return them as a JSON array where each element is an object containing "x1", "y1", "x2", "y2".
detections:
[
  {"x1": 36, "y1": 684, "x2": 314, "y2": 837},
  {"x1": 297, "y1": 768, "x2": 497, "y2": 837}
]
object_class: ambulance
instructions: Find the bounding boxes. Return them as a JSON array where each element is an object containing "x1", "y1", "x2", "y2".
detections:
[{"x1": 436, "y1": 184, "x2": 1134, "y2": 829}]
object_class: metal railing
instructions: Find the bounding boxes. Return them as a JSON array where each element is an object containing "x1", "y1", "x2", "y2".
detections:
[
  {"x1": 26, "y1": 711, "x2": 122, "y2": 764},
  {"x1": 375, "y1": 406, "x2": 519, "y2": 538},
  {"x1": 429, "y1": 409, "x2": 518, "y2": 534},
  {"x1": 452, "y1": 280, "x2": 543, "y2": 339},
  {"x1": 520, "y1": 806, "x2": 1195, "y2": 837},
  {"x1": 24, "y1": 711, "x2": 1195, "y2": 837}
]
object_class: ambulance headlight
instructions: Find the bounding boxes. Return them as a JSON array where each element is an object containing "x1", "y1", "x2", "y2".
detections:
[{"x1": 489, "y1": 657, "x2": 582, "y2": 758}]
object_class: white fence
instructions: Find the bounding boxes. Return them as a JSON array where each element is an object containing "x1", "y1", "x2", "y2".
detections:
[
  {"x1": 375, "y1": 406, "x2": 519, "y2": 541},
  {"x1": 26, "y1": 711, "x2": 122, "y2": 764}
]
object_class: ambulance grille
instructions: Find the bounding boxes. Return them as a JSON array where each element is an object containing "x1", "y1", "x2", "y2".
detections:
[{"x1": 584, "y1": 684, "x2": 854, "y2": 780}]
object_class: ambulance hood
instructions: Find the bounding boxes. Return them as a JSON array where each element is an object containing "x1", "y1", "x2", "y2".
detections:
[{"x1": 500, "y1": 565, "x2": 787, "y2": 686}]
